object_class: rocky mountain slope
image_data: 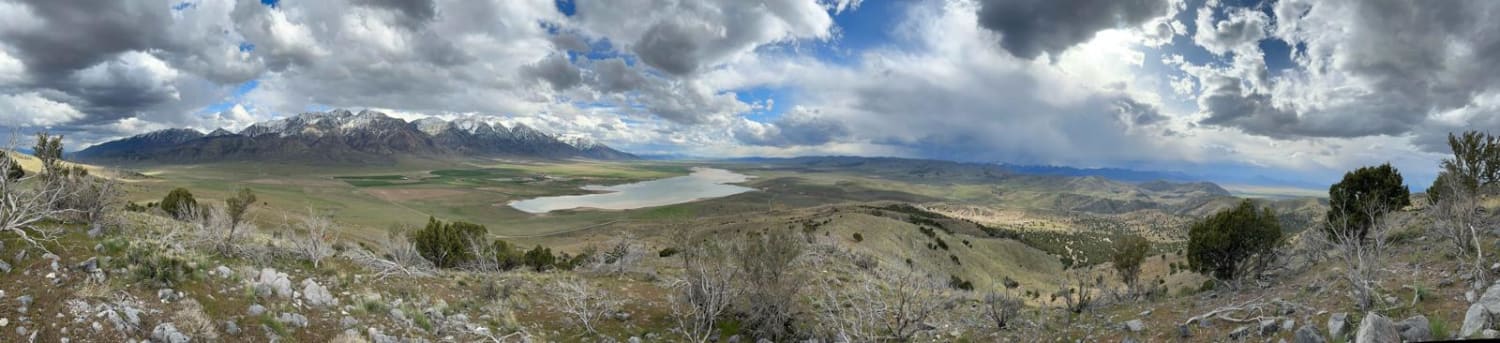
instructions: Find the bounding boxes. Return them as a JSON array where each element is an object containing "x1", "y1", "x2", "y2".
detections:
[{"x1": 73, "y1": 109, "x2": 636, "y2": 164}]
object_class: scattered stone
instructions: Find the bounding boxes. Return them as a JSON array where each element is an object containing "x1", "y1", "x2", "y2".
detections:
[
  {"x1": 369, "y1": 328, "x2": 400, "y2": 343},
  {"x1": 1328, "y1": 312, "x2": 1349, "y2": 338},
  {"x1": 150, "y1": 323, "x2": 190, "y2": 343},
  {"x1": 277, "y1": 312, "x2": 308, "y2": 328},
  {"x1": 247, "y1": 304, "x2": 266, "y2": 316},
  {"x1": 76, "y1": 257, "x2": 99, "y2": 273},
  {"x1": 253, "y1": 268, "x2": 293, "y2": 298},
  {"x1": 224, "y1": 321, "x2": 240, "y2": 335},
  {"x1": 17, "y1": 295, "x2": 33, "y2": 307},
  {"x1": 0, "y1": 318, "x2": 7, "y2": 327},
  {"x1": 629, "y1": 337, "x2": 642, "y2": 343},
  {"x1": 87, "y1": 224, "x2": 103, "y2": 238},
  {"x1": 1177, "y1": 324, "x2": 1191, "y2": 338},
  {"x1": 300, "y1": 279, "x2": 335, "y2": 307},
  {"x1": 1480, "y1": 283, "x2": 1500, "y2": 314},
  {"x1": 1355, "y1": 312, "x2": 1400, "y2": 343},
  {"x1": 1468, "y1": 290, "x2": 1478, "y2": 303},
  {"x1": 1485, "y1": 329, "x2": 1500, "y2": 339},
  {"x1": 389, "y1": 308, "x2": 406, "y2": 322},
  {"x1": 214, "y1": 266, "x2": 233, "y2": 279},
  {"x1": 1462, "y1": 303, "x2": 1489, "y2": 338},
  {"x1": 340, "y1": 316, "x2": 358, "y2": 328},
  {"x1": 1395, "y1": 315, "x2": 1430, "y2": 342},
  {"x1": 0, "y1": 260, "x2": 11, "y2": 273},
  {"x1": 1230, "y1": 326, "x2": 1250, "y2": 340},
  {"x1": 1260, "y1": 318, "x2": 1281, "y2": 336},
  {"x1": 158, "y1": 289, "x2": 180, "y2": 302},
  {"x1": 90, "y1": 322, "x2": 101, "y2": 332},
  {"x1": 1294, "y1": 325, "x2": 1325, "y2": 343},
  {"x1": 1124, "y1": 319, "x2": 1145, "y2": 332}
]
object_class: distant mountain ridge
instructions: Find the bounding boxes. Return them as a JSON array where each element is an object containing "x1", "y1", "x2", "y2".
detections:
[{"x1": 74, "y1": 109, "x2": 636, "y2": 164}]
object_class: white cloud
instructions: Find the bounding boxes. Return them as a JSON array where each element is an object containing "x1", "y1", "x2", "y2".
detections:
[{"x1": 0, "y1": 92, "x2": 85, "y2": 127}]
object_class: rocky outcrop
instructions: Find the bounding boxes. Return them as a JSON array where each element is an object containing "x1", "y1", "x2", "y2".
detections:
[{"x1": 1355, "y1": 312, "x2": 1400, "y2": 343}]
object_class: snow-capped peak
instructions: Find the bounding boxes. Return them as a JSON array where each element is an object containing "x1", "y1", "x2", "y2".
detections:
[{"x1": 554, "y1": 134, "x2": 600, "y2": 149}]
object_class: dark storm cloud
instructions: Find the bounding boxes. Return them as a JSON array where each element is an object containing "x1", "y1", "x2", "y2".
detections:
[
  {"x1": 355, "y1": 0, "x2": 438, "y2": 28},
  {"x1": 1192, "y1": 0, "x2": 1500, "y2": 146},
  {"x1": 523, "y1": 54, "x2": 583, "y2": 91},
  {"x1": 0, "y1": 0, "x2": 171, "y2": 79},
  {"x1": 549, "y1": 33, "x2": 590, "y2": 53},
  {"x1": 631, "y1": 20, "x2": 704, "y2": 75},
  {"x1": 976, "y1": 0, "x2": 1171, "y2": 59},
  {"x1": 734, "y1": 108, "x2": 849, "y2": 146}
]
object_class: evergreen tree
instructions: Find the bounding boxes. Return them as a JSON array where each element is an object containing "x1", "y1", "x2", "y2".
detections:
[
  {"x1": 1187, "y1": 200, "x2": 1283, "y2": 282},
  {"x1": 1326, "y1": 163, "x2": 1409, "y2": 240}
]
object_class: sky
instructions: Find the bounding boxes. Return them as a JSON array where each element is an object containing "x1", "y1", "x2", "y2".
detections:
[{"x1": 1, "y1": 0, "x2": 1497, "y2": 189}]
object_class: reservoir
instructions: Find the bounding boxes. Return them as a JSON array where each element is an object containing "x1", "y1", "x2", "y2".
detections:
[{"x1": 509, "y1": 167, "x2": 755, "y2": 213}]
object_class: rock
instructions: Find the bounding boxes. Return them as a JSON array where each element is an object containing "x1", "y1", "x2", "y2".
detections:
[
  {"x1": 1468, "y1": 290, "x2": 1478, "y2": 303},
  {"x1": 0, "y1": 260, "x2": 11, "y2": 273},
  {"x1": 728, "y1": 335, "x2": 741, "y2": 343},
  {"x1": 1480, "y1": 283, "x2": 1500, "y2": 314},
  {"x1": 150, "y1": 323, "x2": 190, "y2": 343},
  {"x1": 1355, "y1": 312, "x2": 1400, "y2": 343},
  {"x1": 17, "y1": 295, "x2": 32, "y2": 307},
  {"x1": 1329, "y1": 312, "x2": 1349, "y2": 338},
  {"x1": 389, "y1": 308, "x2": 406, "y2": 322},
  {"x1": 1124, "y1": 319, "x2": 1145, "y2": 332},
  {"x1": 1230, "y1": 326, "x2": 1251, "y2": 340},
  {"x1": 300, "y1": 278, "x2": 335, "y2": 307},
  {"x1": 277, "y1": 312, "x2": 308, "y2": 328},
  {"x1": 214, "y1": 266, "x2": 233, "y2": 279},
  {"x1": 0, "y1": 318, "x2": 7, "y2": 327},
  {"x1": 76, "y1": 258, "x2": 99, "y2": 273},
  {"x1": 1177, "y1": 324, "x2": 1191, "y2": 338},
  {"x1": 1463, "y1": 303, "x2": 1489, "y2": 338},
  {"x1": 247, "y1": 304, "x2": 265, "y2": 316},
  {"x1": 253, "y1": 268, "x2": 293, "y2": 298},
  {"x1": 158, "y1": 289, "x2": 180, "y2": 302},
  {"x1": 1294, "y1": 325, "x2": 1326, "y2": 343},
  {"x1": 756, "y1": 339, "x2": 772, "y2": 343},
  {"x1": 1260, "y1": 318, "x2": 1281, "y2": 336},
  {"x1": 1394, "y1": 315, "x2": 1430, "y2": 342},
  {"x1": 629, "y1": 337, "x2": 642, "y2": 343},
  {"x1": 1486, "y1": 329, "x2": 1500, "y2": 339},
  {"x1": 223, "y1": 321, "x2": 240, "y2": 335},
  {"x1": 340, "y1": 316, "x2": 358, "y2": 328},
  {"x1": 369, "y1": 328, "x2": 400, "y2": 343}
]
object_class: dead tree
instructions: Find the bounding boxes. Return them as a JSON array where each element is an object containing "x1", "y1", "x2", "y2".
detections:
[
  {"x1": 0, "y1": 142, "x2": 75, "y2": 252},
  {"x1": 668, "y1": 232, "x2": 741, "y2": 343},
  {"x1": 553, "y1": 277, "x2": 620, "y2": 336},
  {"x1": 1428, "y1": 179, "x2": 1487, "y2": 285},
  {"x1": 291, "y1": 209, "x2": 337, "y2": 268},
  {"x1": 1319, "y1": 199, "x2": 1394, "y2": 310}
]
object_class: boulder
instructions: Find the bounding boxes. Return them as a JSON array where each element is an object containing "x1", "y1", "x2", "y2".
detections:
[
  {"x1": 1355, "y1": 312, "x2": 1400, "y2": 343},
  {"x1": 1328, "y1": 312, "x2": 1349, "y2": 338},
  {"x1": 277, "y1": 312, "x2": 308, "y2": 328},
  {"x1": 300, "y1": 279, "x2": 335, "y2": 307},
  {"x1": 0, "y1": 260, "x2": 10, "y2": 273},
  {"x1": 253, "y1": 269, "x2": 292, "y2": 298},
  {"x1": 150, "y1": 323, "x2": 190, "y2": 343},
  {"x1": 1294, "y1": 325, "x2": 1326, "y2": 343},
  {"x1": 1394, "y1": 315, "x2": 1430, "y2": 342},
  {"x1": 1480, "y1": 283, "x2": 1500, "y2": 314},
  {"x1": 1124, "y1": 319, "x2": 1145, "y2": 332},
  {"x1": 1462, "y1": 303, "x2": 1489, "y2": 338},
  {"x1": 1260, "y1": 318, "x2": 1281, "y2": 336},
  {"x1": 1177, "y1": 324, "x2": 1191, "y2": 338},
  {"x1": 247, "y1": 304, "x2": 266, "y2": 316}
]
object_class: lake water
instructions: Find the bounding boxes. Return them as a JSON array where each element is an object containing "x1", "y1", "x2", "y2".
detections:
[{"x1": 508, "y1": 167, "x2": 755, "y2": 213}]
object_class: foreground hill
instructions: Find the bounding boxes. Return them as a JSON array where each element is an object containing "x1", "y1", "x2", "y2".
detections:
[{"x1": 73, "y1": 109, "x2": 636, "y2": 165}]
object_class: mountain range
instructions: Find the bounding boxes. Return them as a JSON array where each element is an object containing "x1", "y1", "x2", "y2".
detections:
[{"x1": 73, "y1": 109, "x2": 636, "y2": 164}]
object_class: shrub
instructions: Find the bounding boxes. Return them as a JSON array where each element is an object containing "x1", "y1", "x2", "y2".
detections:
[
  {"x1": 490, "y1": 239, "x2": 523, "y2": 271},
  {"x1": 1435, "y1": 131, "x2": 1500, "y2": 200},
  {"x1": 852, "y1": 232, "x2": 863, "y2": 242},
  {"x1": 161, "y1": 188, "x2": 198, "y2": 219},
  {"x1": 1111, "y1": 235, "x2": 1150, "y2": 290},
  {"x1": 523, "y1": 245, "x2": 556, "y2": 272},
  {"x1": 0, "y1": 151, "x2": 21, "y2": 181},
  {"x1": 1186, "y1": 200, "x2": 1282, "y2": 283},
  {"x1": 410, "y1": 217, "x2": 487, "y2": 268},
  {"x1": 658, "y1": 247, "x2": 680, "y2": 257},
  {"x1": 948, "y1": 275, "x2": 974, "y2": 291},
  {"x1": 1326, "y1": 163, "x2": 1409, "y2": 240}
]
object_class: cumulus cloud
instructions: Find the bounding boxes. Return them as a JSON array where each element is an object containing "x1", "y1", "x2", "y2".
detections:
[
  {"x1": 1182, "y1": 0, "x2": 1500, "y2": 149},
  {"x1": 575, "y1": 0, "x2": 842, "y2": 75},
  {"x1": 0, "y1": 92, "x2": 85, "y2": 127},
  {"x1": 734, "y1": 107, "x2": 849, "y2": 146},
  {"x1": 976, "y1": 0, "x2": 1174, "y2": 59}
]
